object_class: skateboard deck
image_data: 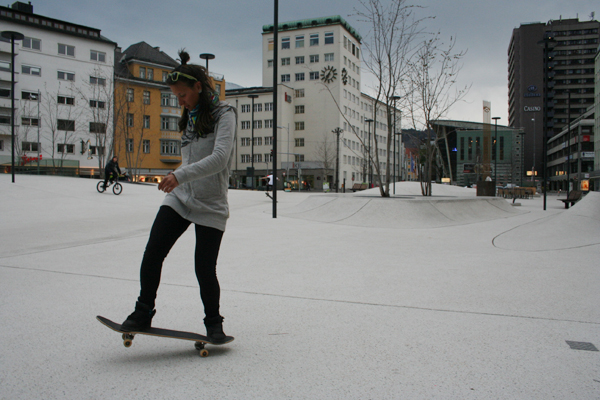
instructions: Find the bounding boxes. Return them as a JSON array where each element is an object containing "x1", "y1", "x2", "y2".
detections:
[{"x1": 97, "y1": 315, "x2": 234, "y2": 357}]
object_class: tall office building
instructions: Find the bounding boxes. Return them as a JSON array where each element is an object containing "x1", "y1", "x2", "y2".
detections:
[
  {"x1": 227, "y1": 16, "x2": 402, "y2": 191},
  {"x1": 508, "y1": 17, "x2": 599, "y2": 181}
]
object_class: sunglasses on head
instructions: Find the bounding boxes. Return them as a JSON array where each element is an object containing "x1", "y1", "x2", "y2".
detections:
[{"x1": 167, "y1": 71, "x2": 198, "y2": 82}]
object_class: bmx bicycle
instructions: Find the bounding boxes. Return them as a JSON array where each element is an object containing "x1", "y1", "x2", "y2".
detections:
[{"x1": 97, "y1": 174, "x2": 123, "y2": 195}]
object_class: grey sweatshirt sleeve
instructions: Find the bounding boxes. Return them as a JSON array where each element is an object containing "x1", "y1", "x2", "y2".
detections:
[{"x1": 172, "y1": 107, "x2": 236, "y2": 184}]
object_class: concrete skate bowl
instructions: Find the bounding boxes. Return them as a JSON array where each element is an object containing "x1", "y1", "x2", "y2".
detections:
[
  {"x1": 493, "y1": 191, "x2": 600, "y2": 251},
  {"x1": 282, "y1": 194, "x2": 525, "y2": 229}
]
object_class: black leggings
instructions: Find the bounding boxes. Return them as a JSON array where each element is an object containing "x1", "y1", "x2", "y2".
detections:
[{"x1": 138, "y1": 206, "x2": 224, "y2": 320}]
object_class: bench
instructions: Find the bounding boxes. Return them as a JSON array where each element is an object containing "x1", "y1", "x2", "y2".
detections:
[
  {"x1": 352, "y1": 183, "x2": 369, "y2": 192},
  {"x1": 558, "y1": 190, "x2": 582, "y2": 208}
]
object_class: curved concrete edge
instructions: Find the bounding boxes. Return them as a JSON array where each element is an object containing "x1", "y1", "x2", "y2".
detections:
[
  {"x1": 282, "y1": 195, "x2": 526, "y2": 229},
  {"x1": 493, "y1": 192, "x2": 600, "y2": 251}
]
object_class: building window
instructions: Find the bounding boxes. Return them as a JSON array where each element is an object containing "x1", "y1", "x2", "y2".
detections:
[
  {"x1": 126, "y1": 138, "x2": 133, "y2": 152},
  {"x1": 89, "y1": 100, "x2": 106, "y2": 109},
  {"x1": 267, "y1": 59, "x2": 273, "y2": 68},
  {"x1": 22, "y1": 91, "x2": 39, "y2": 101},
  {"x1": 22, "y1": 37, "x2": 41, "y2": 50},
  {"x1": 160, "y1": 140, "x2": 181, "y2": 155},
  {"x1": 56, "y1": 119, "x2": 75, "y2": 132},
  {"x1": 310, "y1": 54, "x2": 319, "y2": 63},
  {"x1": 127, "y1": 113, "x2": 134, "y2": 127},
  {"x1": 89, "y1": 122, "x2": 106, "y2": 134},
  {"x1": 265, "y1": 119, "x2": 273, "y2": 128},
  {"x1": 161, "y1": 93, "x2": 177, "y2": 107},
  {"x1": 253, "y1": 121, "x2": 262, "y2": 129},
  {"x1": 295, "y1": 121, "x2": 305, "y2": 131},
  {"x1": 241, "y1": 121, "x2": 251, "y2": 130},
  {"x1": 296, "y1": 56, "x2": 305, "y2": 64},
  {"x1": 295, "y1": 89, "x2": 305, "y2": 98},
  {"x1": 58, "y1": 43, "x2": 75, "y2": 57},
  {"x1": 295, "y1": 138, "x2": 305, "y2": 147},
  {"x1": 295, "y1": 105, "x2": 305, "y2": 114},
  {"x1": 90, "y1": 76, "x2": 106, "y2": 86},
  {"x1": 281, "y1": 37, "x2": 290, "y2": 49},
  {"x1": 57, "y1": 143, "x2": 75, "y2": 154},
  {"x1": 22, "y1": 65, "x2": 41, "y2": 76},
  {"x1": 295, "y1": 73, "x2": 305, "y2": 81},
  {"x1": 281, "y1": 74, "x2": 290, "y2": 82},
  {"x1": 21, "y1": 117, "x2": 39, "y2": 126},
  {"x1": 268, "y1": 39, "x2": 274, "y2": 51},
  {"x1": 90, "y1": 50, "x2": 106, "y2": 62},
  {"x1": 310, "y1": 33, "x2": 319, "y2": 46},
  {"x1": 309, "y1": 71, "x2": 320, "y2": 80},
  {"x1": 143, "y1": 115, "x2": 150, "y2": 129},
  {"x1": 143, "y1": 140, "x2": 150, "y2": 153},
  {"x1": 325, "y1": 32, "x2": 334, "y2": 45},
  {"x1": 143, "y1": 91, "x2": 150, "y2": 105},
  {"x1": 241, "y1": 137, "x2": 251, "y2": 146},
  {"x1": 241, "y1": 104, "x2": 251, "y2": 113},
  {"x1": 57, "y1": 96, "x2": 74, "y2": 105},
  {"x1": 295, "y1": 35, "x2": 304, "y2": 48},
  {"x1": 147, "y1": 68, "x2": 154, "y2": 81},
  {"x1": 265, "y1": 102, "x2": 273, "y2": 111},
  {"x1": 254, "y1": 154, "x2": 262, "y2": 163},
  {"x1": 162, "y1": 71, "x2": 168, "y2": 82},
  {"x1": 241, "y1": 154, "x2": 251, "y2": 163},
  {"x1": 324, "y1": 53, "x2": 334, "y2": 62},
  {"x1": 254, "y1": 103, "x2": 262, "y2": 112},
  {"x1": 161, "y1": 116, "x2": 178, "y2": 131},
  {"x1": 295, "y1": 154, "x2": 305, "y2": 162},
  {"x1": 57, "y1": 70, "x2": 75, "y2": 81},
  {"x1": 22, "y1": 141, "x2": 39, "y2": 152},
  {"x1": 281, "y1": 57, "x2": 290, "y2": 66}
]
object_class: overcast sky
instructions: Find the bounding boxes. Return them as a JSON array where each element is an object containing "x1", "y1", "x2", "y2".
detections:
[{"x1": 34, "y1": 0, "x2": 598, "y2": 126}]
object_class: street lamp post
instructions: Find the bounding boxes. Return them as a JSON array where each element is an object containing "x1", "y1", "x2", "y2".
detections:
[
  {"x1": 391, "y1": 96, "x2": 400, "y2": 195},
  {"x1": 199, "y1": 53, "x2": 215, "y2": 72},
  {"x1": 492, "y1": 116, "x2": 500, "y2": 192},
  {"x1": 248, "y1": 94, "x2": 258, "y2": 189},
  {"x1": 1, "y1": 30, "x2": 25, "y2": 183},
  {"x1": 537, "y1": 33, "x2": 557, "y2": 211},
  {"x1": 365, "y1": 118, "x2": 373, "y2": 187},
  {"x1": 277, "y1": 124, "x2": 290, "y2": 184},
  {"x1": 332, "y1": 127, "x2": 343, "y2": 193}
]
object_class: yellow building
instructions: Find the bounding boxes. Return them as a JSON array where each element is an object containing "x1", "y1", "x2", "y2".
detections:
[{"x1": 114, "y1": 42, "x2": 225, "y2": 183}]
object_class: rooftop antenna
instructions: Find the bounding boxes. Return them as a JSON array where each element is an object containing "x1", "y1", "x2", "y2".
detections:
[{"x1": 590, "y1": 12, "x2": 595, "y2": 20}]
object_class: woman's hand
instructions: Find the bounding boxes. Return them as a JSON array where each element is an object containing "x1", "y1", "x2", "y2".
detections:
[{"x1": 159, "y1": 173, "x2": 179, "y2": 193}]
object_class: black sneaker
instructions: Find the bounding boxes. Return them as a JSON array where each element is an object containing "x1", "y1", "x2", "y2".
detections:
[
  {"x1": 121, "y1": 301, "x2": 155, "y2": 332},
  {"x1": 204, "y1": 316, "x2": 226, "y2": 344}
]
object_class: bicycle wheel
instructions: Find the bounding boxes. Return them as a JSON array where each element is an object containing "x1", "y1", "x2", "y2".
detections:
[
  {"x1": 113, "y1": 182, "x2": 123, "y2": 195},
  {"x1": 97, "y1": 181, "x2": 106, "y2": 193}
]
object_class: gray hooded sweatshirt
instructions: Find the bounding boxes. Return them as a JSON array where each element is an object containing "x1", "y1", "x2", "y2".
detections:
[{"x1": 163, "y1": 101, "x2": 237, "y2": 232}]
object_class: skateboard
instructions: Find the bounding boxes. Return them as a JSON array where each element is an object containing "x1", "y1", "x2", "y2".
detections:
[{"x1": 96, "y1": 315, "x2": 234, "y2": 357}]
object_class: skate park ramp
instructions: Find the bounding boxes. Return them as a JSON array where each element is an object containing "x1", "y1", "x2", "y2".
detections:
[
  {"x1": 493, "y1": 191, "x2": 600, "y2": 251},
  {"x1": 282, "y1": 183, "x2": 525, "y2": 229}
]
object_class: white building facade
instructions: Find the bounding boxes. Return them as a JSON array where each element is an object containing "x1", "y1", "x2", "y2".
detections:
[
  {"x1": 227, "y1": 16, "x2": 402, "y2": 191},
  {"x1": 0, "y1": 2, "x2": 116, "y2": 177}
]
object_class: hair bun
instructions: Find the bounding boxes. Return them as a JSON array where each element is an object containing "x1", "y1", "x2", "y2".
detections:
[{"x1": 178, "y1": 49, "x2": 190, "y2": 65}]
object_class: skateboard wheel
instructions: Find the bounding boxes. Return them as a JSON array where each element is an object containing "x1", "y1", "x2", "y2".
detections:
[
  {"x1": 199, "y1": 349, "x2": 209, "y2": 357},
  {"x1": 123, "y1": 339, "x2": 133, "y2": 348},
  {"x1": 194, "y1": 342, "x2": 205, "y2": 351}
]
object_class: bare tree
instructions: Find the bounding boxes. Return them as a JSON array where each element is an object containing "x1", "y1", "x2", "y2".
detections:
[
  {"x1": 78, "y1": 66, "x2": 115, "y2": 176},
  {"x1": 40, "y1": 82, "x2": 86, "y2": 172},
  {"x1": 406, "y1": 34, "x2": 470, "y2": 195},
  {"x1": 313, "y1": 132, "x2": 336, "y2": 188},
  {"x1": 355, "y1": 0, "x2": 429, "y2": 197},
  {"x1": 112, "y1": 82, "x2": 150, "y2": 182}
]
